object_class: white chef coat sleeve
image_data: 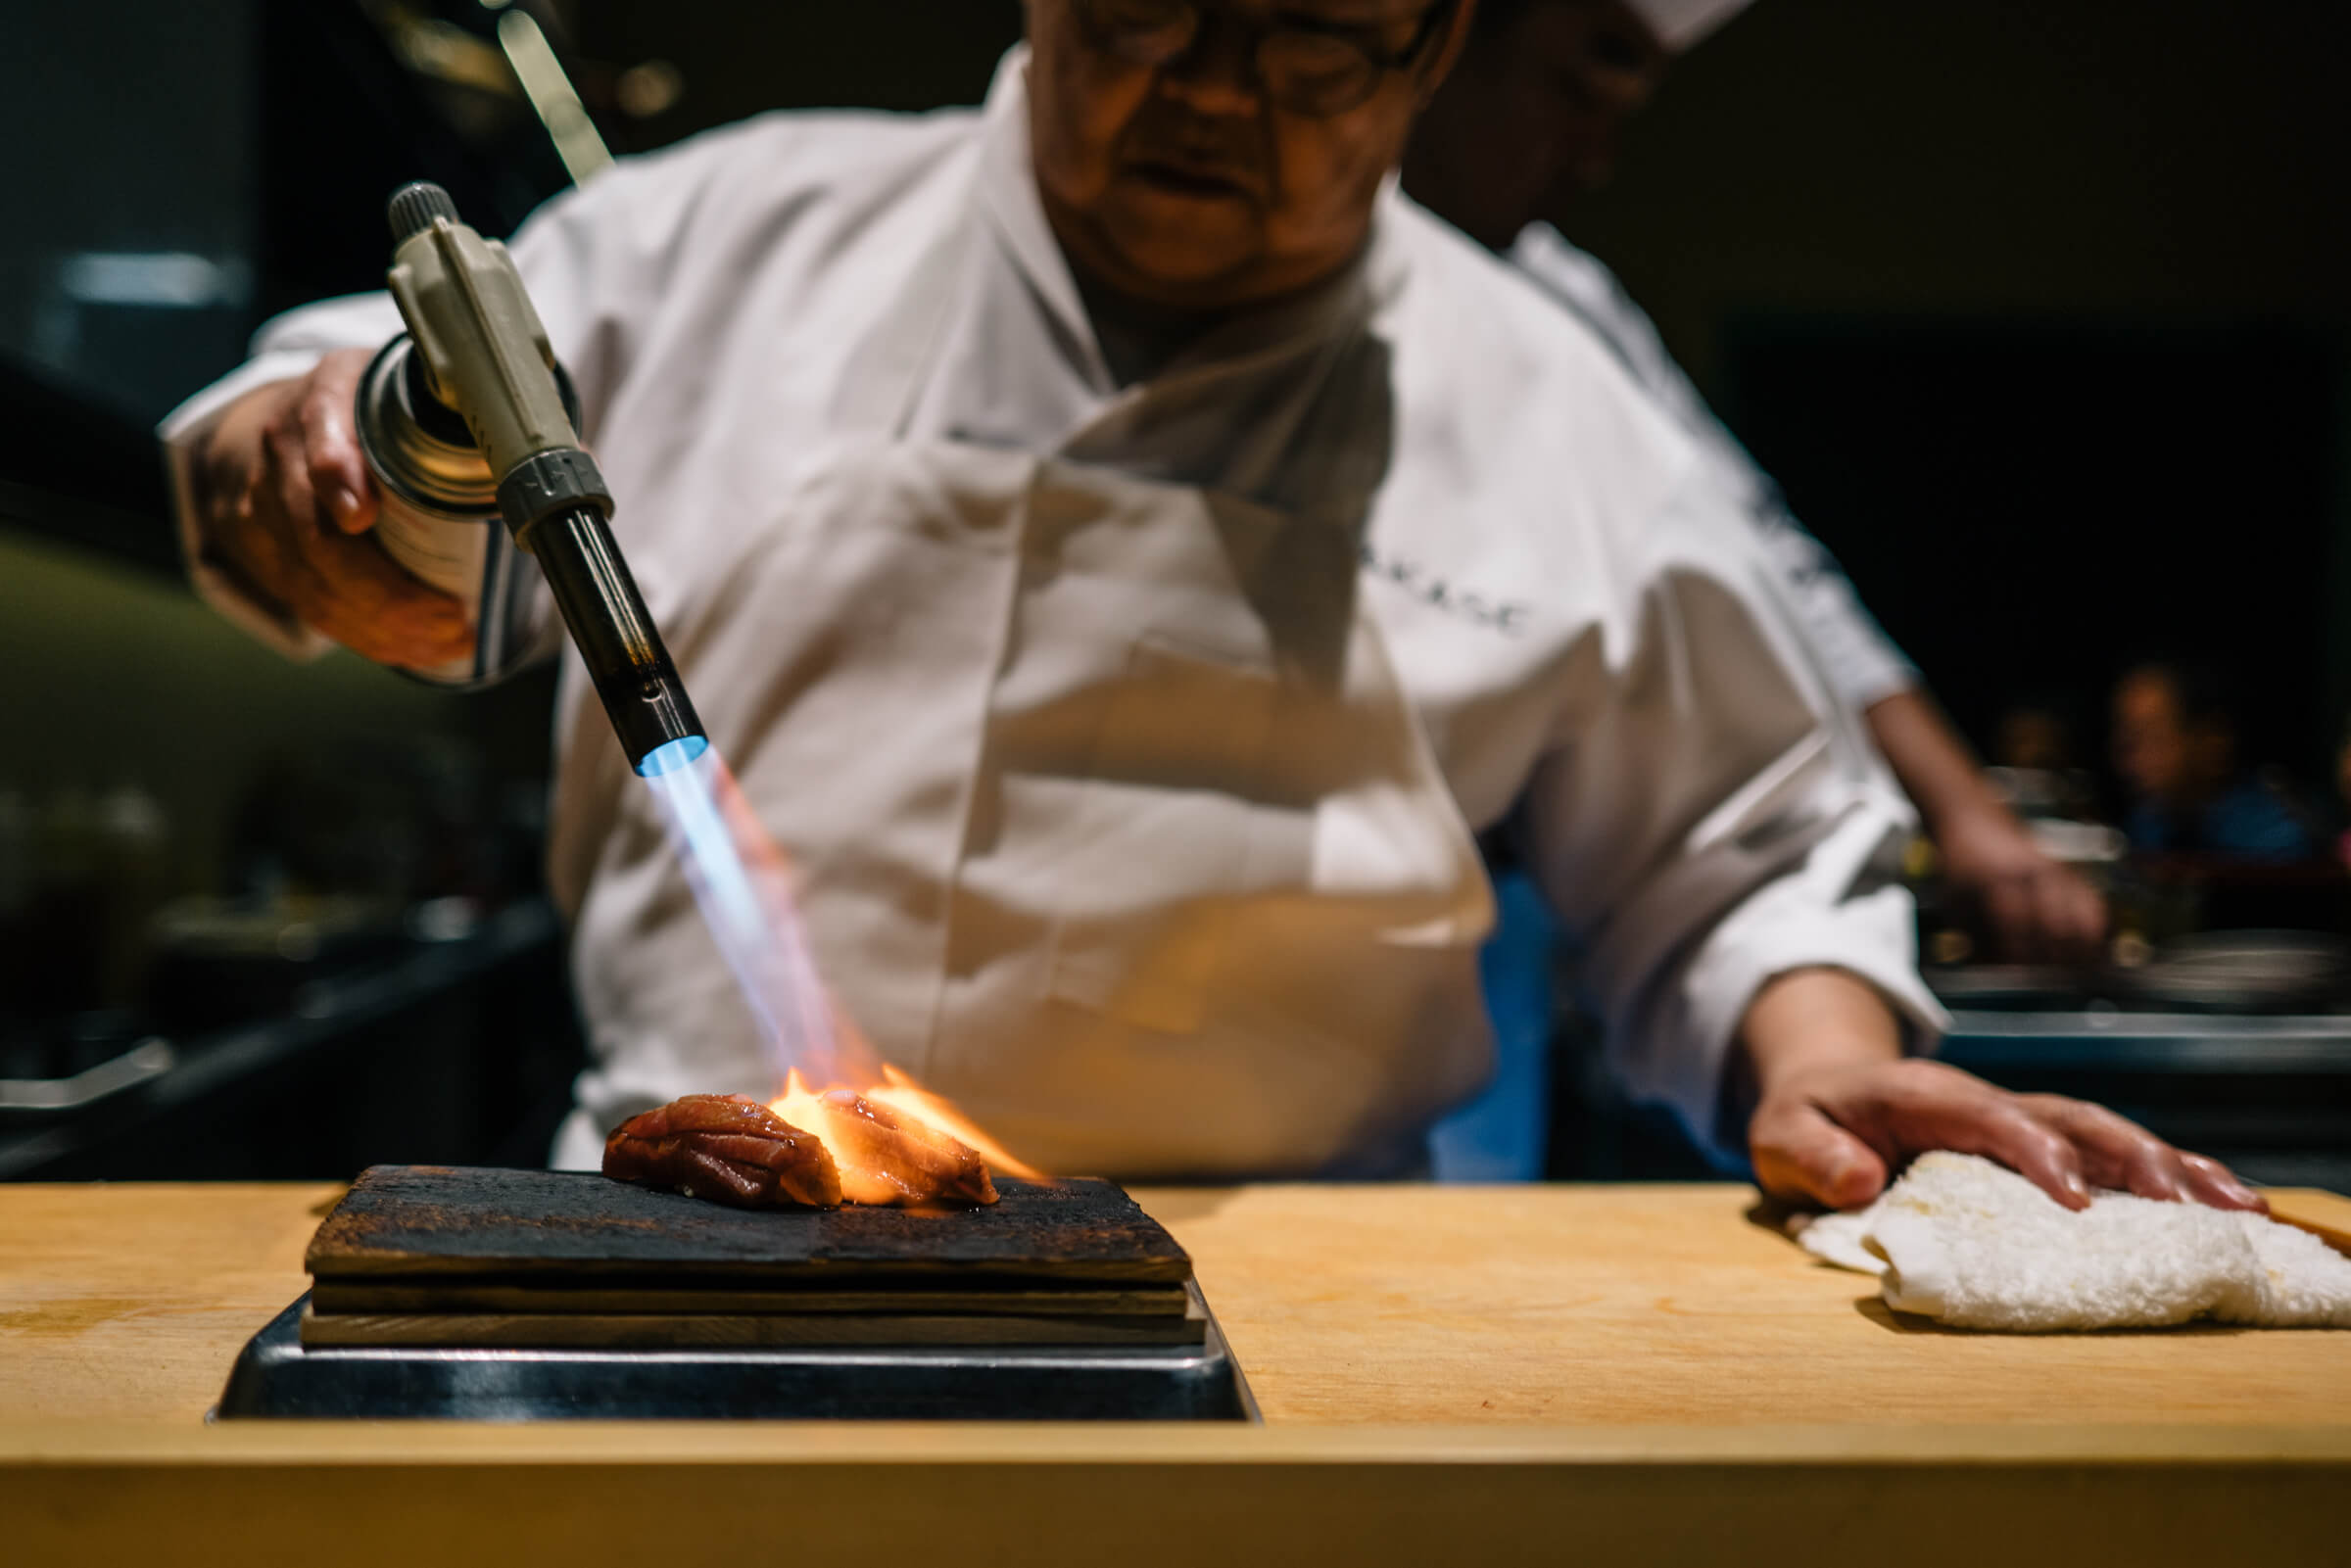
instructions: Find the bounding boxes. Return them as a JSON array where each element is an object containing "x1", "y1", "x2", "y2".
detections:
[
  {"x1": 154, "y1": 168, "x2": 647, "y2": 677},
  {"x1": 1507, "y1": 223, "x2": 1919, "y2": 717},
  {"x1": 1745, "y1": 495, "x2": 1919, "y2": 715},
  {"x1": 1517, "y1": 472, "x2": 1946, "y2": 1160}
]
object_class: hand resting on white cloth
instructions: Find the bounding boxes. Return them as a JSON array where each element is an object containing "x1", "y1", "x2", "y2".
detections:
[{"x1": 1795, "y1": 1152, "x2": 2351, "y2": 1330}]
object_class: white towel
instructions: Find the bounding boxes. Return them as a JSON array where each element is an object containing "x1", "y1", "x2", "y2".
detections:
[{"x1": 1795, "y1": 1151, "x2": 2351, "y2": 1331}]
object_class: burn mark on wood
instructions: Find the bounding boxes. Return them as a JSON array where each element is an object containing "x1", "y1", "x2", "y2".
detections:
[{"x1": 306, "y1": 1165, "x2": 1193, "y2": 1285}]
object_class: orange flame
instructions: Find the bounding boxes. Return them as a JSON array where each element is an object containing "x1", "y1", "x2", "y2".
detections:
[
  {"x1": 862, "y1": 1066, "x2": 1045, "y2": 1180},
  {"x1": 771, "y1": 1066, "x2": 1045, "y2": 1194},
  {"x1": 643, "y1": 739, "x2": 1043, "y2": 1194}
]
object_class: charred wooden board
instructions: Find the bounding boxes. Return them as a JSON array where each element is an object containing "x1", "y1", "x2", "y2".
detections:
[
  {"x1": 306, "y1": 1166, "x2": 1192, "y2": 1287},
  {"x1": 308, "y1": 1280, "x2": 1193, "y2": 1317},
  {"x1": 299, "y1": 1284, "x2": 1210, "y2": 1350}
]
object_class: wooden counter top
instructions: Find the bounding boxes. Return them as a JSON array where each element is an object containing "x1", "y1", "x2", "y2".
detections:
[{"x1": 5, "y1": 1181, "x2": 2348, "y2": 1567}]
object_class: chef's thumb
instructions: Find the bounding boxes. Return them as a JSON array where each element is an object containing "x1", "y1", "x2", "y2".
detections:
[{"x1": 1750, "y1": 1100, "x2": 1890, "y2": 1212}]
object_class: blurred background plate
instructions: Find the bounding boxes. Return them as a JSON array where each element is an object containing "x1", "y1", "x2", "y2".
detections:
[{"x1": 2118, "y1": 930, "x2": 2351, "y2": 1014}]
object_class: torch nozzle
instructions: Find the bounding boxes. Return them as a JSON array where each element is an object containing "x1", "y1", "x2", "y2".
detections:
[
  {"x1": 380, "y1": 181, "x2": 706, "y2": 775},
  {"x1": 528, "y1": 503, "x2": 706, "y2": 775}
]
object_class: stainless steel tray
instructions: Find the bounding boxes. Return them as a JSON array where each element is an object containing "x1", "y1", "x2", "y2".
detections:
[{"x1": 215, "y1": 1288, "x2": 1259, "y2": 1421}]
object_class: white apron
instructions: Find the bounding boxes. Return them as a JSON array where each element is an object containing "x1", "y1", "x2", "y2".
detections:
[{"x1": 551, "y1": 205, "x2": 1495, "y2": 1178}]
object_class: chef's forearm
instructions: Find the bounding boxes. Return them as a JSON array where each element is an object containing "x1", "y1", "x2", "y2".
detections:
[
  {"x1": 1718, "y1": 967, "x2": 1904, "y2": 1141},
  {"x1": 1862, "y1": 688, "x2": 2007, "y2": 839}
]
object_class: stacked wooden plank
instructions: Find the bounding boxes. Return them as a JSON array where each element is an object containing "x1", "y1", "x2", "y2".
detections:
[{"x1": 301, "y1": 1165, "x2": 1204, "y2": 1349}]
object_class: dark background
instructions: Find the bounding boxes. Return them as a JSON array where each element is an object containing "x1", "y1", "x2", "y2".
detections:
[
  {"x1": 4, "y1": 0, "x2": 2343, "y2": 849},
  {"x1": 1, "y1": 0, "x2": 2345, "y2": 1175},
  {"x1": 1577, "y1": 0, "x2": 2351, "y2": 783}
]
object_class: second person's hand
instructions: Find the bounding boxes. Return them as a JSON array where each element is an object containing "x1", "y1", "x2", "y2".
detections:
[{"x1": 1936, "y1": 805, "x2": 2109, "y2": 966}]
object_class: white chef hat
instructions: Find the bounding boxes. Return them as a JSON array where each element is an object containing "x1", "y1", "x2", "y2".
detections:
[{"x1": 1621, "y1": 0, "x2": 1755, "y2": 51}]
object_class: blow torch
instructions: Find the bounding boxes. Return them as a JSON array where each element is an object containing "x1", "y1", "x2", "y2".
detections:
[{"x1": 358, "y1": 180, "x2": 706, "y2": 779}]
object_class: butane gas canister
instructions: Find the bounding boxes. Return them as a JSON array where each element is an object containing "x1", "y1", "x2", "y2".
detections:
[{"x1": 352, "y1": 334, "x2": 577, "y2": 686}]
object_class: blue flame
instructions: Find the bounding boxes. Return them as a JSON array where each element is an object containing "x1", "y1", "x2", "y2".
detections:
[
  {"x1": 635, "y1": 735, "x2": 710, "y2": 778},
  {"x1": 638, "y1": 739, "x2": 869, "y2": 1086}
]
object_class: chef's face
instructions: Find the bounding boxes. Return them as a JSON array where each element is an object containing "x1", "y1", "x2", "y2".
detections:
[
  {"x1": 1025, "y1": 0, "x2": 1472, "y2": 309},
  {"x1": 1402, "y1": 0, "x2": 1669, "y2": 250}
]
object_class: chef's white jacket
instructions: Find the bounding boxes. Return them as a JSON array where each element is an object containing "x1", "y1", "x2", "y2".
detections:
[
  {"x1": 163, "y1": 51, "x2": 1941, "y2": 1178},
  {"x1": 1509, "y1": 223, "x2": 1919, "y2": 717}
]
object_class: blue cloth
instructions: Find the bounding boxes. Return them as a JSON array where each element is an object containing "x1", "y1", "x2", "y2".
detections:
[{"x1": 2125, "y1": 779, "x2": 2316, "y2": 861}]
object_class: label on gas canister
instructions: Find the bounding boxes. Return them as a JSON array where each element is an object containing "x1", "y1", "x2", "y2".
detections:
[
  {"x1": 354, "y1": 335, "x2": 548, "y2": 688},
  {"x1": 371, "y1": 492, "x2": 515, "y2": 687}
]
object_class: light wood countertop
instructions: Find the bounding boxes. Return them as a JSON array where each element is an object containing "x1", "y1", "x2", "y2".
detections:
[{"x1": 5, "y1": 1181, "x2": 2348, "y2": 1567}]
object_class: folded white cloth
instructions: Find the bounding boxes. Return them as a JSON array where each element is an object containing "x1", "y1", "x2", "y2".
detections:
[{"x1": 1796, "y1": 1151, "x2": 2351, "y2": 1331}]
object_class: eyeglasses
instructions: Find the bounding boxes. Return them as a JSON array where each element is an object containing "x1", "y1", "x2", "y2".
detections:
[{"x1": 1075, "y1": 0, "x2": 1459, "y2": 119}]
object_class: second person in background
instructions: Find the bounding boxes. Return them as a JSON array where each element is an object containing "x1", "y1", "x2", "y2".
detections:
[{"x1": 1404, "y1": 0, "x2": 2109, "y2": 965}]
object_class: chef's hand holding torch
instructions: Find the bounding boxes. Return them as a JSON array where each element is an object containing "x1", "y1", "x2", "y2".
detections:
[
  {"x1": 1733, "y1": 967, "x2": 2266, "y2": 1214},
  {"x1": 193, "y1": 348, "x2": 473, "y2": 669},
  {"x1": 194, "y1": 182, "x2": 701, "y2": 777}
]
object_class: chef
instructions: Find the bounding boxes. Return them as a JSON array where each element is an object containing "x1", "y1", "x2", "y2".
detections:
[
  {"x1": 164, "y1": 0, "x2": 2255, "y2": 1213},
  {"x1": 1402, "y1": 0, "x2": 2111, "y2": 965}
]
